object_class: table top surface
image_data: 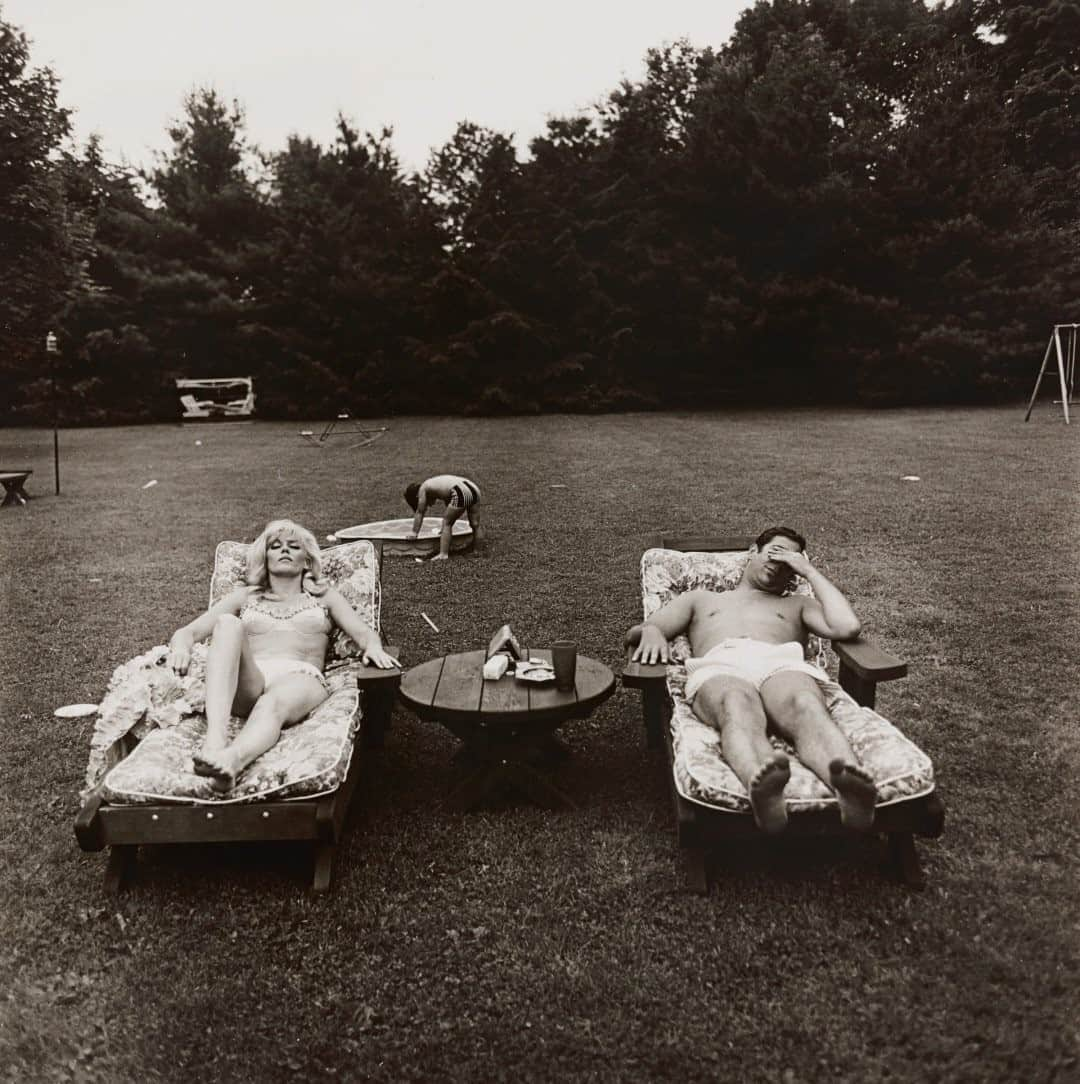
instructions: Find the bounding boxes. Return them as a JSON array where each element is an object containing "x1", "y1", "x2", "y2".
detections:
[
  {"x1": 400, "y1": 648, "x2": 615, "y2": 725},
  {"x1": 0, "y1": 470, "x2": 32, "y2": 480}
]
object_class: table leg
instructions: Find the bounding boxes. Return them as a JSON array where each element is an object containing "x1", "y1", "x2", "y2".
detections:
[
  {"x1": 502, "y1": 761, "x2": 576, "y2": 811},
  {"x1": 448, "y1": 758, "x2": 576, "y2": 812},
  {"x1": 447, "y1": 759, "x2": 503, "y2": 812},
  {"x1": 447, "y1": 731, "x2": 575, "y2": 812},
  {"x1": 537, "y1": 734, "x2": 572, "y2": 764}
]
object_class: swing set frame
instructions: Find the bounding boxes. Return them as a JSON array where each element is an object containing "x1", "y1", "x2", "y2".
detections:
[
  {"x1": 1024, "y1": 324, "x2": 1077, "y2": 424},
  {"x1": 300, "y1": 415, "x2": 388, "y2": 450}
]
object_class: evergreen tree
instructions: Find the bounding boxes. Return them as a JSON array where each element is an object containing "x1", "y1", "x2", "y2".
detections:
[
  {"x1": 143, "y1": 88, "x2": 266, "y2": 377},
  {"x1": 7, "y1": 0, "x2": 1074, "y2": 420},
  {"x1": 54, "y1": 90, "x2": 266, "y2": 422},
  {"x1": 0, "y1": 16, "x2": 78, "y2": 421},
  {"x1": 420, "y1": 122, "x2": 551, "y2": 412},
  {"x1": 56, "y1": 139, "x2": 169, "y2": 422},
  {"x1": 251, "y1": 118, "x2": 445, "y2": 416},
  {"x1": 974, "y1": 0, "x2": 1080, "y2": 222}
]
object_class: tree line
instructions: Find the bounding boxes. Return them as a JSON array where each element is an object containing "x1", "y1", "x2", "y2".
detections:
[{"x1": 2, "y1": 0, "x2": 1077, "y2": 424}]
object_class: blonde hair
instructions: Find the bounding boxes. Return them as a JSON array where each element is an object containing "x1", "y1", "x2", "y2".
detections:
[{"x1": 246, "y1": 519, "x2": 328, "y2": 595}]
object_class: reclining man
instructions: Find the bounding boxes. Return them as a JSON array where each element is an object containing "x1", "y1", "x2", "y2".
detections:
[{"x1": 628, "y1": 527, "x2": 877, "y2": 834}]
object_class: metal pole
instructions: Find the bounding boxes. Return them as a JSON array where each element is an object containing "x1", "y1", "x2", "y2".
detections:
[
  {"x1": 1023, "y1": 333, "x2": 1055, "y2": 421},
  {"x1": 1053, "y1": 326, "x2": 1071, "y2": 425},
  {"x1": 46, "y1": 331, "x2": 59, "y2": 493}
]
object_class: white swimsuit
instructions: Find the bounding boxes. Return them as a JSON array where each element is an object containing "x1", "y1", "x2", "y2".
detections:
[
  {"x1": 254, "y1": 656, "x2": 329, "y2": 691},
  {"x1": 239, "y1": 592, "x2": 331, "y2": 692},
  {"x1": 684, "y1": 638, "x2": 827, "y2": 701}
]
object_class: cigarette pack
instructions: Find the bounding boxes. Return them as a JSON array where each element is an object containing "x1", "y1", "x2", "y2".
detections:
[{"x1": 482, "y1": 654, "x2": 509, "y2": 680}]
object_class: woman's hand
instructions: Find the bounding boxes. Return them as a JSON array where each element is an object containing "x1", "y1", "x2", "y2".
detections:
[
  {"x1": 168, "y1": 634, "x2": 193, "y2": 675},
  {"x1": 362, "y1": 644, "x2": 400, "y2": 670}
]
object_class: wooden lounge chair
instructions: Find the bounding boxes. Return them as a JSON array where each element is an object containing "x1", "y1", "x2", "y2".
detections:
[
  {"x1": 623, "y1": 535, "x2": 945, "y2": 892},
  {"x1": 74, "y1": 539, "x2": 400, "y2": 894}
]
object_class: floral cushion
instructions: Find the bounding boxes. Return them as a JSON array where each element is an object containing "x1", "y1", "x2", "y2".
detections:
[
  {"x1": 83, "y1": 539, "x2": 381, "y2": 805},
  {"x1": 640, "y1": 547, "x2": 935, "y2": 815},
  {"x1": 96, "y1": 647, "x2": 360, "y2": 805},
  {"x1": 669, "y1": 679, "x2": 934, "y2": 814}
]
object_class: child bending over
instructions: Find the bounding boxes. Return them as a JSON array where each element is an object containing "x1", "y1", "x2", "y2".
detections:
[{"x1": 404, "y1": 475, "x2": 482, "y2": 560}]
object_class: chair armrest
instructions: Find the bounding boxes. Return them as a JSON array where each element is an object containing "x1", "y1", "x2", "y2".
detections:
[
  {"x1": 330, "y1": 647, "x2": 402, "y2": 687},
  {"x1": 622, "y1": 627, "x2": 669, "y2": 687},
  {"x1": 834, "y1": 637, "x2": 906, "y2": 708},
  {"x1": 622, "y1": 659, "x2": 670, "y2": 689},
  {"x1": 356, "y1": 646, "x2": 402, "y2": 686},
  {"x1": 833, "y1": 637, "x2": 907, "y2": 682},
  {"x1": 622, "y1": 651, "x2": 673, "y2": 749}
]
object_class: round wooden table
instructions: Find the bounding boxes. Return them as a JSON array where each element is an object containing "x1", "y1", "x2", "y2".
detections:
[{"x1": 399, "y1": 648, "x2": 615, "y2": 811}]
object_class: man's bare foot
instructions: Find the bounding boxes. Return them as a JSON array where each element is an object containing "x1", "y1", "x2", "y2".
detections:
[
  {"x1": 193, "y1": 748, "x2": 239, "y2": 793},
  {"x1": 749, "y1": 755, "x2": 790, "y2": 834},
  {"x1": 829, "y1": 759, "x2": 877, "y2": 831}
]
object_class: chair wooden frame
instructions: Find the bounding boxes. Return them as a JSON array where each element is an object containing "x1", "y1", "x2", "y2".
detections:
[
  {"x1": 74, "y1": 541, "x2": 401, "y2": 895},
  {"x1": 622, "y1": 535, "x2": 945, "y2": 892}
]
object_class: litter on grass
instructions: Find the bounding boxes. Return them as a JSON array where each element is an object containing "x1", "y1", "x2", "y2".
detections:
[
  {"x1": 54, "y1": 704, "x2": 99, "y2": 719},
  {"x1": 901, "y1": 475, "x2": 921, "y2": 482},
  {"x1": 421, "y1": 612, "x2": 440, "y2": 632},
  {"x1": 142, "y1": 479, "x2": 158, "y2": 489},
  {"x1": 550, "y1": 484, "x2": 568, "y2": 489}
]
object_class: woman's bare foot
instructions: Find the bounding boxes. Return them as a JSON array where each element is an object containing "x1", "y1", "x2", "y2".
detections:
[
  {"x1": 193, "y1": 748, "x2": 239, "y2": 793},
  {"x1": 829, "y1": 759, "x2": 877, "y2": 831},
  {"x1": 749, "y1": 755, "x2": 791, "y2": 834},
  {"x1": 198, "y1": 738, "x2": 227, "y2": 760},
  {"x1": 430, "y1": 554, "x2": 449, "y2": 562}
]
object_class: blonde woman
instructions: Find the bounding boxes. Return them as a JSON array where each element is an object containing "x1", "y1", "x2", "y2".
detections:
[{"x1": 167, "y1": 519, "x2": 397, "y2": 790}]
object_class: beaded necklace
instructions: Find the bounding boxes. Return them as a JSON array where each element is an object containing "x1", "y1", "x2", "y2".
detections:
[{"x1": 242, "y1": 589, "x2": 326, "y2": 621}]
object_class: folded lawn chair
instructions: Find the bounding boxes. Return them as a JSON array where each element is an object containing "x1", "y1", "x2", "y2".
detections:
[
  {"x1": 623, "y1": 536, "x2": 944, "y2": 892},
  {"x1": 75, "y1": 539, "x2": 400, "y2": 894}
]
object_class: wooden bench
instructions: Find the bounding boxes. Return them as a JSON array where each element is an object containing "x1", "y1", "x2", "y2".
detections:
[{"x1": 0, "y1": 470, "x2": 32, "y2": 507}]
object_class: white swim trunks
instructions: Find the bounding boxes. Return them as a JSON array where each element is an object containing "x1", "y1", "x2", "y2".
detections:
[
  {"x1": 255, "y1": 656, "x2": 330, "y2": 693},
  {"x1": 684, "y1": 638, "x2": 827, "y2": 702}
]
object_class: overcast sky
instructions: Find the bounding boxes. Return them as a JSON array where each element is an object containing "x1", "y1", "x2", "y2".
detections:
[{"x1": 4, "y1": 0, "x2": 749, "y2": 174}]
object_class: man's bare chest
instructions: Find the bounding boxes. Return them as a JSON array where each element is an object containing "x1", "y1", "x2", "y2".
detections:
[{"x1": 692, "y1": 591, "x2": 805, "y2": 641}]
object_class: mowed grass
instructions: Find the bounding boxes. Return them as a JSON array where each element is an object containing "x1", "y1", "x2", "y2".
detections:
[{"x1": 1, "y1": 406, "x2": 1076, "y2": 1083}]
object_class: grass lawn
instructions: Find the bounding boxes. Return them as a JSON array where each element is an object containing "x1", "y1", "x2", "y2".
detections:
[{"x1": 1, "y1": 406, "x2": 1076, "y2": 1082}]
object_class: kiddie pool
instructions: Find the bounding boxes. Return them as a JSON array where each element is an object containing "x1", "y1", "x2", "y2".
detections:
[{"x1": 332, "y1": 516, "x2": 474, "y2": 557}]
